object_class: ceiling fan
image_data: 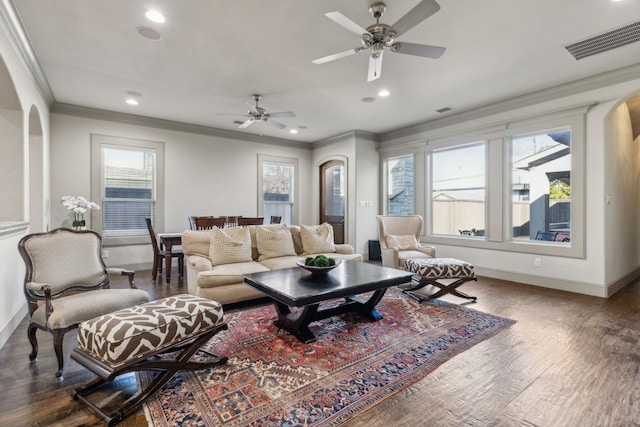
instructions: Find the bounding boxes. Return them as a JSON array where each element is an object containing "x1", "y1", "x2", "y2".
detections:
[
  {"x1": 221, "y1": 95, "x2": 295, "y2": 129},
  {"x1": 312, "y1": 0, "x2": 446, "y2": 82}
]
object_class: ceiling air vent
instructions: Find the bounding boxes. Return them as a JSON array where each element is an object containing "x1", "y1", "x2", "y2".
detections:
[
  {"x1": 436, "y1": 107, "x2": 452, "y2": 113},
  {"x1": 564, "y1": 20, "x2": 640, "y2": 60}
]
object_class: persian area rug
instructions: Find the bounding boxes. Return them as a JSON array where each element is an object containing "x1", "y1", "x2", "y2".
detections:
[{"x1": 142, "y1": 288, "x2": 514, "y2": 426}]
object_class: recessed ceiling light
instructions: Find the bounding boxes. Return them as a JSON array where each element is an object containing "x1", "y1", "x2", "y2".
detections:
[
  {"x1": 145, "y1": 10, "x2": 165, "y2": 23},
  {"x1": 125, "y1": 98, "x2": 139, "y2": 106},
  {"x1": 137, "y1": 26, "x2": 162, "y2": 41},
  {"x1": 289, "y1": 129, "x2": 299, "y2": 134},
  {"x1": 378, "y1": 89, "x2": 390, "y2": 97}
]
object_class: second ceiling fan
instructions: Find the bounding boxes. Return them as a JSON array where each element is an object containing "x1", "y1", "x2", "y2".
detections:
[{"x1": 312, "y1": 0, "x2": 446, "y2": 82}]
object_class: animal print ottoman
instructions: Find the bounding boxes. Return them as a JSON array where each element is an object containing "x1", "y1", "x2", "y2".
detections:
[
  {"x1": 71, "y1": 294, "x2": 228, "y2": 426},
  {"x1": 403, "y1": 258, "x2": 477, "y2": 302}
]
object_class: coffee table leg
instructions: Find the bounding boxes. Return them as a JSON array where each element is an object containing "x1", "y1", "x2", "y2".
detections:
[
  {"x1": 346, "y1": 288, "x2": 386, "y2": 321},
  {"x1": 273, "y1": 302, "x2": 319, "y2": 344}
]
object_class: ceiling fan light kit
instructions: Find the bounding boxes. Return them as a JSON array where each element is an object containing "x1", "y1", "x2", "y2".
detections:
[
  {"x1": 219, "y1": 94, "x2": 296, "y2": 130},
  {"x1": 312, "y1": 0, "x2": 446, "y2": 82}
]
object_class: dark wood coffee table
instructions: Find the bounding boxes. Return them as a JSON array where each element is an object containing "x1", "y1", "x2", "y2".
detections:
[{"x1": 242, "y1": 261, "x2": 413, "y2": 343}]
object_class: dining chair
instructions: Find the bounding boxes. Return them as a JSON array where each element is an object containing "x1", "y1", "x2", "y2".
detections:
[
  {"x1": 145, "y1": 218, "x2": 184, "y2": 281},
  {"x1": 270, "y1": 216, "x2": 282, "y2": 224},
  {"x1": 221, "y1": 216, "x2": 240, "y2": 227},
  {"x1": 238, "y1": 217, "x2": 265, "y2": 226},
  {"x1": 189, "y1": 216, "x2": 225, "y2": 230},
  {"x1": 18, "y1": 228, "x2": 149, "y2": 379}
]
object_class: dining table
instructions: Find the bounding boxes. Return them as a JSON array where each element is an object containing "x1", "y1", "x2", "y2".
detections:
[{"x1": 157, "y1": 232, "x2": 182, "y2": 283}]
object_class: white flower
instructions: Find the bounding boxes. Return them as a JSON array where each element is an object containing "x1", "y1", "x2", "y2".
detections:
[{"x1": 60, "y1": 195, "x2": 101, "y2": 211}]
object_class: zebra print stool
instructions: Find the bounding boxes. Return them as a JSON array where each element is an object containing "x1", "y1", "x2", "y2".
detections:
[
  {"x1": 403, "y1": 258, "x2": 477, "y2": 302},
  {"x1": 71, "y1": 294, "x2": 228, "y2": 426}
]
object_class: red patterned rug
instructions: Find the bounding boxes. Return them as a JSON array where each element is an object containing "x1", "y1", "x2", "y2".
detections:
[{"x1": 142, "y1": 288, "x2": 514, "y2": 426}]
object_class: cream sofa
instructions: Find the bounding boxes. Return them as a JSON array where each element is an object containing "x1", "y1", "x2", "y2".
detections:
[{"x1": 181, "y1": 224, "x2": 363, "y2": 304}]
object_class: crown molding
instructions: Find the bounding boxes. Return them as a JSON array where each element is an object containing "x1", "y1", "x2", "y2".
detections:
[
  {"x1": 380, "y1": 62, "x2": 640, "y2": 144},
  {"x1": 0, "y1": 0, "x2": 54, "y2": 105},
  {"x1": 52, "y1": 103, "x2": 312, "y2": 149}
]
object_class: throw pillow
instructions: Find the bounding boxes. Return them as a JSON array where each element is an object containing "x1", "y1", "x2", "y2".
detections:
[
  {"x1": 256, "y1": 224, "x2": 297, "y2": 261},
  {"x1": 300, "y1": 223, "x2": 336, "y2": 254},
  {"x1": 209, "y1": 226, "x2": 252, "y2": 266},
  {"x1": 385, "y1": 234, "x2": 419, "y2": 251}
]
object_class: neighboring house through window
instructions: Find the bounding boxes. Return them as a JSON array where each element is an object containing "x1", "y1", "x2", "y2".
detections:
[
  {"x1": 91, "y1": 134, "x2": 164, "y2": 245},
  {"x1": 258, "y1": 154, "x2": 298, "y2": 225}
]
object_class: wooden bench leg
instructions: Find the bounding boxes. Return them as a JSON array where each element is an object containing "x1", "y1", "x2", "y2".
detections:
[
  {"x1": 72, "y1": 323, "x2": 228, "y2": 426},
  {"x1": 403, "y1": 276, "x2": 478, "y2": 302}
]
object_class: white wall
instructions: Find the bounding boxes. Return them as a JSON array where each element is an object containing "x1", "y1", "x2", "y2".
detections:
[
  {"x1": 50, "y1": 113, "x2": 313, "y2": 269},
  {"x1": 604, "y1": 99, "x2": 640, "y2": 286}
]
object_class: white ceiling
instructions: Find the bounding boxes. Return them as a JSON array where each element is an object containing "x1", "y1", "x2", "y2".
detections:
[{"x1": 11, "y1": 0, "x2": 640, "y2": 143}]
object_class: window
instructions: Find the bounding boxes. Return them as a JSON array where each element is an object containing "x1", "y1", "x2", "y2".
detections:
[
  {"x1": 511, "y1": 129, "x2": 571, "y2": 244},
  {"x1": 385, "y1": 155, "x2": 414, "y2": 216},
  {"x1": 431, "y1": 143, "x2": 486, "y2": 237},
  {"x1": 258, "y1": 155, "x2": 298, "y2": 225},
  {"x1": 91, "y1": 135, "x2": 164, "y2": 245}
]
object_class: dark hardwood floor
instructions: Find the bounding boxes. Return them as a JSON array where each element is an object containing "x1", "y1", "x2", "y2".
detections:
[{"x1": 1, "y1": 269, "x2": 639, "y2": 426}]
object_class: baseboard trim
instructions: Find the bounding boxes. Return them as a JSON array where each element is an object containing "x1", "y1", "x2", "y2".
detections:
[
  {"x1": 605, "y1": 267, "x2": 640, "y2": 297},
  {"x1": 0, "y1": 302, "x2": 27, "y2": 350},
  {"x1": 475, "y1": 267, "x2": 609, "y2": 297}
]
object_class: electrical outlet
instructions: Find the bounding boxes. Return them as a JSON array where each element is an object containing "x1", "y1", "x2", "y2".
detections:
[
  {"x1": 534, "y1": 258, "x2": 541, "y2": 267},
  {"x1": 102, "y1": 249, "x2": 109, "y2": 259}
]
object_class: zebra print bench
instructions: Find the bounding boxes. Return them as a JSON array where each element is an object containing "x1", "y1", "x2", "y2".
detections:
[
  {"x1": 403, "y1": 258, "x2": 477, "y2": 302},
  {"x1": 71, "y1": 294, "x2": 228, "y2": 426}
]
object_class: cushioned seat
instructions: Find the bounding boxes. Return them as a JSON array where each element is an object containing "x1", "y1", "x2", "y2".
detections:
[
  {"x1": 403, "y1": 258, "x2": 477, "y2": 302},
  {"x1": 77, "y1": 294, "x2": 224, "y2": 366},
  {"x1": 71, "y1": 294, "x2": 228, "y2": 426}
]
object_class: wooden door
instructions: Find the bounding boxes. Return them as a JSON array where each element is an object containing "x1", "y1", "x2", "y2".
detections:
[{"x1": 320, "y1": 160, "x2": 345, "y2": 244}]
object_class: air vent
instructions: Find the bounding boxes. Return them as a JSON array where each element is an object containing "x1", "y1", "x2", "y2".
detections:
[
  {"x1": 564, "y1": 20, "x2": 640, "y2": 60},
  {"x1": 436, "y1": 107, "x2": 452, "y2": 113}
]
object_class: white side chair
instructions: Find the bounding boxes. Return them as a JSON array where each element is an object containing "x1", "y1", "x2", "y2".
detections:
[
  {"x1": 19, "y1": 228, "x2": 150, "y2": 380},
  {"x1": 376, "y1": 215, "x2": 436, "y2": 269}
]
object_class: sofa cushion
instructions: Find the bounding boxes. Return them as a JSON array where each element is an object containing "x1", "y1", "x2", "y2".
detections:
[
  {"x1": 258, "y1": 255, "x2": 304, "y2": 270},
  {"x1": 197, "y1": 261, "x2": 269, "y2": 288},
  {"x1": 385, "y1": 234, "x2": 420, "y2": 251},
  {"x1": 300, "y1": 223, "x2": 336, "y2": 254},
  {"x1": 209, "y1": 226, "x2": 252, "y2": 265},
  {"x1": 256, "y1": 224, "x2": 297, "y2": 261},
  {"x1": 182, "y1": 229, "x2": 215, "y2": 258}
]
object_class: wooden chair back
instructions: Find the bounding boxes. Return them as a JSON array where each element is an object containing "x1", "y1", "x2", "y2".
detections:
[
  {"x1": 145, "y1": 218, "x2": 161, "y2": 255},
  {"x1": 238, "y1": 217, "x2": 264, "y2": 226},
  {"x1": 270, "y1": 216, "x2": 282, "y2": 224},
  {"x1": 192, "y1": 216, "x2": 226, "y2": 230}
]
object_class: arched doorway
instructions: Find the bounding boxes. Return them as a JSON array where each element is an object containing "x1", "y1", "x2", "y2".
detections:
[
  {"x1": 0, "y1": 56, "x2": 23, "y2": 222},
  {"x1": 319, "y1": 160, "x2": 345, "y2": 244}
]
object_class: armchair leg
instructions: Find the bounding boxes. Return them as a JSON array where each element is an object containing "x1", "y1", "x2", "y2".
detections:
[
  {"x1": 27, "y1": 323, "x2": 38, "y2": 362},
  {"x1": 52, "y1": 329, "x2": 67, "y2": 380}
]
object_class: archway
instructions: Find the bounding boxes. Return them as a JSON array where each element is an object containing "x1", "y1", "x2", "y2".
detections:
[{"x1": 0, "y1": 56, "x2": 23, "y2": 222}]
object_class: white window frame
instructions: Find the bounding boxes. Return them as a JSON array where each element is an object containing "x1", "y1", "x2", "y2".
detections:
[
  {"x1": 91, "y1": 134, "x2": 164, "y2": 246},
  {"x1": 257, "y1": 154, "x2": 298, "y2": 225}
]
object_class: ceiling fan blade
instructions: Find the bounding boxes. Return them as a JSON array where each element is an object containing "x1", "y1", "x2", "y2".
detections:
[
  {"x1": 238, "y1": 119, "x2": 254, "y2": 128},
  {"x1": 312, "y1": 48, "x2": 359, "y2": 64},
  {"x1": 325, "y1": 11, "x2": 370, "y2": 36},
  {"x1": 266, "y1": 111, "x2": 296, "y2": 118},
  {"x1": 391, "y1": 42, "x2": 446, "y2": 58},
  {"x1": 367, "y1": 51, "x2": 383, "y2": 82},
  {"x1": 265, "y1": 118, "x2": 286, "y2": 129},
  {"x1": 392, "y1": 0, "x2": 441, "y2": 38}
]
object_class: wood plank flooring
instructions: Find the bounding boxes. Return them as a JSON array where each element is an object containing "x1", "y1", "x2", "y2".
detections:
[{"x1": 0, "y1": 269, "x2": 639, "y2": 426}]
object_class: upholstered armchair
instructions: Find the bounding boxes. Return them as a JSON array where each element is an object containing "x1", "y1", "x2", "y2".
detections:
[
  {"x1": 376, "y1": 215, "x2": 436, "y2": 269},
  {"x1": 18, "y1": 228, "x2": 150, "y2": 380}
]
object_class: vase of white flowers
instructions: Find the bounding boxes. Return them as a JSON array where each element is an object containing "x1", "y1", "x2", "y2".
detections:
[{"x1": 60, "y1": 196, "x2": 100, "y2": 230}]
